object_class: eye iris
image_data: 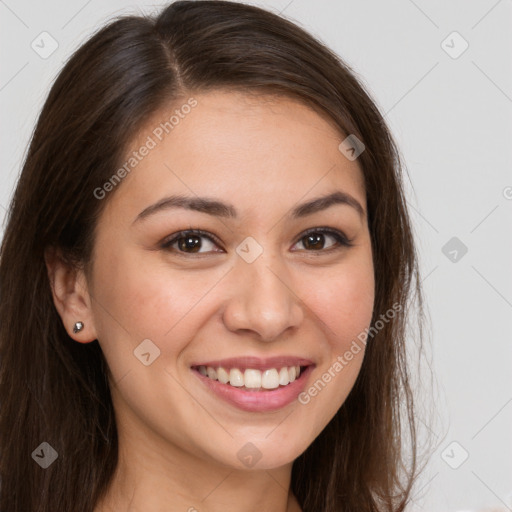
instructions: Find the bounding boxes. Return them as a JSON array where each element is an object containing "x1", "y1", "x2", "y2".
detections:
[
  {"x1": 304, "y1": 233, "x2": 324, "y2": 250},
  {"x1": 170, "y1": 231, "x2": 337, "y2": 253},
  {"x1": 178, "y1": 235, "x2": 201, "y2": 252}
]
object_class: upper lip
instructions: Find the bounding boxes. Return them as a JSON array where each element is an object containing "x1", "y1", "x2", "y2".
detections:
[{"x1": 190, "y1": 356, "x2": 314, "y2": 371}]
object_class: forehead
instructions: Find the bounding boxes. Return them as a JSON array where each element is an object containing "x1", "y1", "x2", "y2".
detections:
[{"x1": 103, "y1": 89, "x2": 366, "y2": 222}]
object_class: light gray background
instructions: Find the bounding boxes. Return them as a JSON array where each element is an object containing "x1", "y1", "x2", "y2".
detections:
[{"x1": 1, "y1": 1, "x2": 511, "y2": 510}]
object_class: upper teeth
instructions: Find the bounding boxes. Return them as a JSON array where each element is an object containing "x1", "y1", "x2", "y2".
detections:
[{"x1": 197, "y1": 365, "x2": 301, "y2": 389}]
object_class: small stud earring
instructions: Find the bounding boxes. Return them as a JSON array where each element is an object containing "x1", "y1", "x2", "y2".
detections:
[{"x1": 73, "y1": 321, "x2": 84, "y2": 333}]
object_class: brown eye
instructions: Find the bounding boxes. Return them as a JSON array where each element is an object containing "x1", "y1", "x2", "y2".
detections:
[
  {"x1": 162, "y1": 230, "x2": 222, "y2": 255},
  {"x1": 302, "y1": 233, "x2": 330, "y2": 250},
  {"x1": 292, "y1": 228, "x2": 353, "y2": 252},
  {"x1": 177, "y1": 234, "x2": 202, "y2": 252}
]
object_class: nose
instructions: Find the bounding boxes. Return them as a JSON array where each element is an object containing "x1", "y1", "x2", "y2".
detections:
[{"x1": 222, "y1": 253, "x2": 304, "y2": 342}]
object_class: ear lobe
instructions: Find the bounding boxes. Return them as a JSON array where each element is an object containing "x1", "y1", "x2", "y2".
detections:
[{"x1": 44, "y1": 246, "x2": 98, "y2": 343}]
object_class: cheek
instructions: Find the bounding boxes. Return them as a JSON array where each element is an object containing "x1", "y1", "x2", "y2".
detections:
[
  {"x1": 296, "y1": 265, "x2": 374, "y2": 431},
  {"x1": 90, "y1": 247, "x2": 220, "y2": 359},
  {"x1": 308, "y1": 258, "x2": 375, "y2": 350}
]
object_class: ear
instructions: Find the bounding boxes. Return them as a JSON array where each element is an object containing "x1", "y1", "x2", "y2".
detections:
[{"x1": 44, "y1": 246, "x2": 98, "y2": 343}]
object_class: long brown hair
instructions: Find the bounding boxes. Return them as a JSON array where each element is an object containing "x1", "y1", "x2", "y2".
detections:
[{"x1": 0, "y1": 1, "x2": 429, "y2": 510}]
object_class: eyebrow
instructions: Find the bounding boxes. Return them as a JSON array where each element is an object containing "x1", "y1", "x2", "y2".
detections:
[{"x1": 133, "y1": 190, "x2": 365, "y2": 224}]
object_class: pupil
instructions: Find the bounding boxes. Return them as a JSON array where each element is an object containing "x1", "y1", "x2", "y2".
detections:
[
  {"x1": 179, "y1": 235, "x2": 201, "y2": 252},
  {"x1": 176, "y1": 233, "x2": 326, "y2": 252},
  {"x1": 305, "y1": 233, "x2": 323, "y2": 250}
]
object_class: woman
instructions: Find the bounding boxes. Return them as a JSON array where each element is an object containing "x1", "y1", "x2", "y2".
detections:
[{"x1": 0, "y1": 1, "x2": 428, "y2": 511}]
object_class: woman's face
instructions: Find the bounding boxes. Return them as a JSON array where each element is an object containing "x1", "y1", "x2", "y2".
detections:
[{"x1": 84, "y1": 90, "x2": 374, "y2": 470}]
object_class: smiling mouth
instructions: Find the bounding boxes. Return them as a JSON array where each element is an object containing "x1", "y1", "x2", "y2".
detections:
[{"x1": 191, "y1": 365, "x2": 309, "y2": 392}]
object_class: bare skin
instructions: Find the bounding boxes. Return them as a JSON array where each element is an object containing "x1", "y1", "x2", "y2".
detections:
[{"x1": 46, "y1": 89, "x2": 375, "y2": 512}]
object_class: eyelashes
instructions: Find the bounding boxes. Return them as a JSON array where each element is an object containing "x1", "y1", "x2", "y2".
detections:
[{"x1": 160, "y1": 227, "x2": 354, "y2": 257}]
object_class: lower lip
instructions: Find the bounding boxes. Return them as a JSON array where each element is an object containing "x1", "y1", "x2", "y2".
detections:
[{"x1": 192, "y1": 365, "x2": 314, "y2": 412}]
